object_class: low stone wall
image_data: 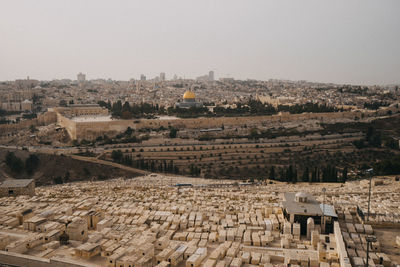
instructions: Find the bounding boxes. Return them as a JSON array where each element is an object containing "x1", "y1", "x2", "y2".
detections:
[
  {"x1": 0, "y1": 250, "x2": 97, "y2": 267},
  {"x1": 334, "y1": 221, "x2": 352, "y2": 267},
  {"x1": 75, "y1": 120, "x2": 136, "y2": 141},
  {"x1": 0, "y1": 251, "x2": 49, "y2": 267},
  {"x1": 63, "y1": 111, "x2": 365, "y2": 141}
]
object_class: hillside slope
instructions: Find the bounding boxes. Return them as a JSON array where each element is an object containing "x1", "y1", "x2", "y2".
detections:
[{"x1": 0, "y1": 148, "x2": 141, "y2": 185}]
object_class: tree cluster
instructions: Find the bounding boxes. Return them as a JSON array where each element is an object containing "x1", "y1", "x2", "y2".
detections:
[
  {"x1": 169, "y1": 127, "x2": 178, "y2": 138},
  {"x1": 130, "y1": 156, "x2": 180, "y2": 174},
  {"x1": 102, "y1": 100, "x2": 165, "y2": 119},
  {"x1": 189, "y1": 164, "x2": 201, "y2": 176},
  {"x1": 102, "y1": 99, "x2": 343, "y2": 120},
  {"x1": 374, "y1": 155, "x2": 400, "y2": 175},
  {"x1": 353, "y1": 126, "x2": 382, "y2": 149},
  {"x1": 277, "y1": 103, "x2": 341, "y2": 114},
  {"x1": 5, "y1": 152, "x2": 40, "y2": 175},
  {"x1": 167, "y1": 106, "x2": 211, "y2": 118},
  {"x1": 111, "y1": 150, "x2": 123, "y2": 163},
  {"x1": 268, "y1": 164, "x2": 346, "y2": 183},
  {"x1": 363, "y1": 101, "x2": 390, "y2": 110}
]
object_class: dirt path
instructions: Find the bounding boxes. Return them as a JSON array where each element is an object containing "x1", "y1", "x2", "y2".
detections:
[{"x1": 70, "y1": 155, "x2": 149, "y2": 175}]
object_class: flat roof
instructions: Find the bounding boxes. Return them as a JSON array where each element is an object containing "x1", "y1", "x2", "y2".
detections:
[
  {"x1": 71, "y1": 115, "x2": 113, "y2": 122},
  {"x1": 0, "y1": 179, "x2": 34, "y2": 188},
  {"x1": 320, "y1": 204, "x2": 338, "y2": 218},
  {"x1": 281, "y1": 192, "x2": 322, "y2": 216},
  {"x1": 68, "y1": 104, "x2": 100, "y2": 107}
]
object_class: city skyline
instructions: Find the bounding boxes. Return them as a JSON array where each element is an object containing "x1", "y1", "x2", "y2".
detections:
[{"x1": 1, "y1": 0, "x2": 400, "y2": 85}]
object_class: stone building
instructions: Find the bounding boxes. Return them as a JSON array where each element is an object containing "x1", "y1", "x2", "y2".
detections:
[
  {"x1": 53, "y1": 104, "x2": 108, "y2": 117},
  {"x1": 0, "y1": 100, "x2": 32, "y2": 112},
  {"x1": 175, "y1": 91, "x2": 203, "y2": 108},
  {"x1": 0, "y1": 179, "x2": 35, "y2": 197},
  {"x1": 21, "y1": 99, "x2": 33, "y2": 111},
  {"x1": 281, "y1": 192, "x2": 337, "y2": 235}
]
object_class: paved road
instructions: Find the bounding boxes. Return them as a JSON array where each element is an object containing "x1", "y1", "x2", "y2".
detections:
[{"x1": 70, "y1": 155, "x2": 149, "y2": 175}]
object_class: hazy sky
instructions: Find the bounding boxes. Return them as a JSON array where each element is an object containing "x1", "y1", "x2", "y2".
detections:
[{"x1": 1, "y1": 0, "x2": 399, "y2": 85}]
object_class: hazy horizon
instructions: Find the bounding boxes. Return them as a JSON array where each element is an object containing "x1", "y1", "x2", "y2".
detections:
[{"x1": 1, "y1": 0, "x2": 399, "y2": 85}]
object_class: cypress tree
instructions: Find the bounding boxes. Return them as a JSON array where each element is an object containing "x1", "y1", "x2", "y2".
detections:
[
  {"x1": 302, "y1": 167, "x2": 309, "y2": 182},
  {"x1": 269, "y1": 166, "x2": 275, "y2": 180}
]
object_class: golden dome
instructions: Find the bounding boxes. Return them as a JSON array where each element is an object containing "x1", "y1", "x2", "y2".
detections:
[{"x1": 183, "y1": 91, "x2": 195, "y2": 99}]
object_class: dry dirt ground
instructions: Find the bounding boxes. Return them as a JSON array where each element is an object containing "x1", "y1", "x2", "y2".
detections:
[{"x1": 374, "y1": 227, "x2": 400, "y2": 264}]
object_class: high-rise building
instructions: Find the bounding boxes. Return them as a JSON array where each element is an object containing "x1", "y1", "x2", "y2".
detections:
[
  {"x1": 209, "y1": 71, "x2": 214, "y2": 81},
  {"x1": 160, "y1": 72, "x2": 166, "y2": 81},
  {"x1": 140, "y1": 74, "x2": 146, "y2": 81},
  {"x1": 77, "y1": 72, "x2": 86, "y2": 83}
]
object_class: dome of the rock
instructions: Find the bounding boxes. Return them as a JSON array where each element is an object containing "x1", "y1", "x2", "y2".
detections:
[{"x1": 183, "y1": 91, "x2": 195, "y2": 100}]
